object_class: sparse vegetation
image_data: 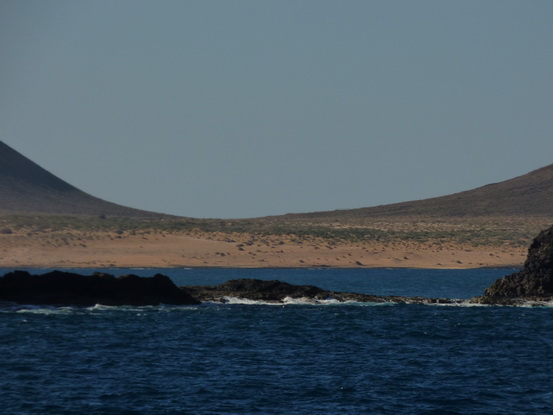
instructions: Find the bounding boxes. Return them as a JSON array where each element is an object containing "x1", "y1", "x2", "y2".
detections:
[{"x1": 0, "y1": 213, "x2": 548, "y2": 248}]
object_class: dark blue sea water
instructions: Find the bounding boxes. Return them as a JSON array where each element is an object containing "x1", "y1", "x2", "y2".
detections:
[{"x1": 2, "y1": 268, "x2": 553, "y2": 414}]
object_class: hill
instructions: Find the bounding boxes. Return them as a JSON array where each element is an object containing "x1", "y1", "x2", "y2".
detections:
[
  {"x1": 0, "y1": 141, "x2": 165, "y2": 218},
  {"x1": 281, "y1": 163, "x2": 553, "y2": 221}
]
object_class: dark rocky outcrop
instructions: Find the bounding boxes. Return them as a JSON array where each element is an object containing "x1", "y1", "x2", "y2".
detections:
[
  {"x1": 474, "y1": 225, "x2": 553, "y2": 305},
  {"x1": 182, "y1": 278, "x2": 460, "y2": 305},
  {"x1": 0, "y1": 271, "x2": 460, "y2": 307},
  {"x1": 183, "y1": 279, "x2": 329, "y2": 303},
  {"x1": 0, "y1": 270, "x2": 200, "y2": 306}
]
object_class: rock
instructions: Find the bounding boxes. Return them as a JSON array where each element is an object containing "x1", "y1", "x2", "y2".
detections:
[
  {"x1": 474, "y1": 225, "x2": 553, "y2": 305},
  {"x1": 181, "y1": 278, "x2": 459, "y2": 305},
  {"x1": 182, "y1": 279, "x2": 329, "y2": 303},
  {"x1": 0, "y1": 272, "x2": 463, "y2": 307},
  {"x1": 0, "y1": 270, "x2": 200, "y2": 306}
]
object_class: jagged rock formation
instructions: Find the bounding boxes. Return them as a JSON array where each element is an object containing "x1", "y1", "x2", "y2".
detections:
[
  {"x1": 0, "y1": 270, "x2": 200, "y2": 306},
  {"x1": 474, "y1": 225, "x2": 553, "y2": 305},
  {"x1": 182, "y1": 278, "x2": 458, "y2": 305}
]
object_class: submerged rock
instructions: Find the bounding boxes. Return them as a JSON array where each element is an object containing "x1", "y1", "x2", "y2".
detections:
[
  {"x1": 0, "y1": 270, "x2": 200, "y2": 306},
  {"x1": 474, "y1": 225, "x2": 553, "y2": 305}
]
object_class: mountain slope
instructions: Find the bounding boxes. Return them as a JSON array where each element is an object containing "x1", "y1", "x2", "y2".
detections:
[
  {"x1": 0, "y1": 141, "x2": 165, "y2": 217},
  {"x1": 282, "y1": 163, "x2": 553, "y2": 220}
]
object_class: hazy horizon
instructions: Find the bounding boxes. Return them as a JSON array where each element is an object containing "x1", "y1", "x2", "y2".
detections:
[{"x1": 2, "y1": 1, "x2": 552, "y2": 218}]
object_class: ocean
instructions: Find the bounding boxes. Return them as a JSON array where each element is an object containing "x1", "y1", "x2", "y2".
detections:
[{"x1": 1, "y1": 267, "x2": 552, "y2": 414}]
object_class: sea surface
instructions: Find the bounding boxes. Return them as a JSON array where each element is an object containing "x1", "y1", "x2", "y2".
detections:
[{"x1": 2, "y1": 267, "x2": 553, "y2": 414}]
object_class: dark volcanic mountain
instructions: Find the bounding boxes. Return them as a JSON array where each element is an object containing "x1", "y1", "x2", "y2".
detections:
[
  {"x1": 283, "y1": 163, "x2": 553, "y2": 220},
  {"x1": 0, "y1": 141, "x2": 165, "y2": 217}
]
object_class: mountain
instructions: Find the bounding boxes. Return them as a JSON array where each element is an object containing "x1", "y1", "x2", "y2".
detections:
[
  {"x1": 281, "y1": 163, "x2": 553, "y2": 220},
  {"x1": 2, "y1": 140, "x2": 553, "y2": 220},
  {"x1": 0, "y1": 141, "x2": 165, "y2": 217}
]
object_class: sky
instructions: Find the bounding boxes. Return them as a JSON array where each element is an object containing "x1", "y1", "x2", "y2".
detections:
[{"x1": 1, "y1": 1, "x2": 552, "y2": 219}]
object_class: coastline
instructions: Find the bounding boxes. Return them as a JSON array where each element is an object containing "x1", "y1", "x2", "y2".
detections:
[{"x1": 0, "y1": 229, "x2": 526, "y2": 269}]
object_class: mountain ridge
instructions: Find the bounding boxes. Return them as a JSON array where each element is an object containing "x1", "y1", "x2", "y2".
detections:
[{"x1": 2, "y1": 140, "x2": 553, "y2": 220}]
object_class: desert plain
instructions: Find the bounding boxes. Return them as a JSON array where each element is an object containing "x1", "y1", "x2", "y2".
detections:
[{"x1": 0, "y1": 215, "x2": 544, "y2": 269}]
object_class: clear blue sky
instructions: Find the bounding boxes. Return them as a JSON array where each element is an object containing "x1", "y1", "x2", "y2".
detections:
[{"x1": 1, "y1": 1, "x2": 552, "y2": 218}]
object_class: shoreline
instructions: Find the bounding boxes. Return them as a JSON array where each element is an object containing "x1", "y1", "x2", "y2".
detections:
[{"x1": 0, "y1": 263, "x2": 522, "y2": 270}]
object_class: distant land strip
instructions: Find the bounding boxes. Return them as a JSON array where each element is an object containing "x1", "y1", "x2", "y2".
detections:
[{"x1": 1, "y1": 140, "x2": 552, "y2": 268}]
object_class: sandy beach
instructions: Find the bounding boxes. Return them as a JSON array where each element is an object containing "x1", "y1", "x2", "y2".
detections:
[{"x1": 0, "y1": 229, "x2": 526, "y2": 269}]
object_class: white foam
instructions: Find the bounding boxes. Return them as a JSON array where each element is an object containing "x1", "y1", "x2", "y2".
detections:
[
  {"x1": 2, "y1": 303, "x2": 200, "y2": 314},
  {"x1": 282, "y1": 296, "x2": 327, "y2": 305},
  {"x1": 88, "y1": 303, "x2": 118, "y2": 311},
  {"x1": 518, "y1": 300, "x2": 553, "y2": 308},
  {"x1": 86, "y1": 303, "x2": 201, "y2": 312},
  {"x1": 220, "y1": 296, "x2": 276, "y2": 305},
  {"x1": 214, "y1": 296, "x2": 398, "y2": 306},
  {"x1": 218, "y1": 296, "x2": 337, "y2": 306},
  {"x1": 430, "y1": 300, "x2": 487, "y2": 307},
  {"x1": 14, "y1": 305, "x2": 77, "y2": 315}
]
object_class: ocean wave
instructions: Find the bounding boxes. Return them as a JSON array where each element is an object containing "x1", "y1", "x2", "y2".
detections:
[
  {"x1": 210, "y1": 297, "x2": 553, "y2": 308},
  {"x1": 212, "y1": 296, "x2": 413, "y2": 306},
  {"x1": 84, "y1": 303, "x2": 202, "y2": 313},
  {"x1": 13, "y1": 305, "x2": 81, "y2": 315},
  {"x1": 0, "y1": 302, "x2": 202, "y2": 315},
  {"x1": 3, "y1": 298, "x2": 553, "y2": 313},
  {"x1": 430, "y1": 300, "x2": 487, "y2": 307},
  {"x1": 516, "y1": 300, "x2": 553, "y2": 308}
]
